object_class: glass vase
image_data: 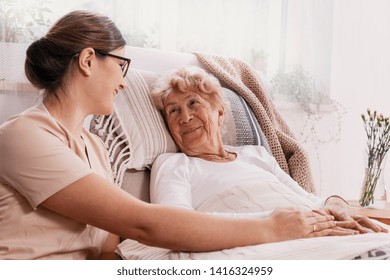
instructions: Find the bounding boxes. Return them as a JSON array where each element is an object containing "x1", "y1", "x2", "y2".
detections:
[{"x1": 359, "y1": 155, "x2": 387, "y2": 208}]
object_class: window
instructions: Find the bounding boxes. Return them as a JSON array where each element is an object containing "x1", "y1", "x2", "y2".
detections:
[{"x1": 1, "y1": 0, "x2": 333, "y2": 98}]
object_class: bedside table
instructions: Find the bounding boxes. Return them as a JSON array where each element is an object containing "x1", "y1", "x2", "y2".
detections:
[{"x1": 348, "y1": 200, "x2": 390, "y2": 225}]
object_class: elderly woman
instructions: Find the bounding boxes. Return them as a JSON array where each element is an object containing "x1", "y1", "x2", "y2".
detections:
[{"x1": 151, "y1": 66, "x2": 387, "y2": 235}]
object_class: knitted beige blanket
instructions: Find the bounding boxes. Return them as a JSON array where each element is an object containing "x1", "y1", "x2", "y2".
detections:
[{"x1": 195, "y1": 53, "x2": 315, "y2": 193}]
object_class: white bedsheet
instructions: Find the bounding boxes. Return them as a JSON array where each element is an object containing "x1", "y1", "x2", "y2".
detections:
[
  {"x1": 117, "y1": 183, "x2": 390, "y2": 260},
  {"x1": 117, "y1": 232, "x2": 390, "y2": 260}
]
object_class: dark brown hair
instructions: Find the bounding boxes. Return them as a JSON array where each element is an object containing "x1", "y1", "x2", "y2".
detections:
[{"x1": 25, "y1": 10, "x2": 126, "y2": 97}]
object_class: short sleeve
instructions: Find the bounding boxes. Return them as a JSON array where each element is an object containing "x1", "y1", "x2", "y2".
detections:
[
  {"x1": 150, "y1": 153, "x2": 193, "y2": 209},
  {"x1": 0, "y1": 114, "x2": 93, "y2": 209}
]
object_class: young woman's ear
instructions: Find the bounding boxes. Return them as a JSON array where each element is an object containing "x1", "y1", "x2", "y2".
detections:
[{"x1": 77, "y1": 48, "x2": 95, "y2": 76}]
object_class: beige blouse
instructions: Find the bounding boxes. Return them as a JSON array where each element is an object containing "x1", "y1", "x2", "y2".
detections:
[{"x1": 0, "y1": 103, "x2": 113, "y2": 259}]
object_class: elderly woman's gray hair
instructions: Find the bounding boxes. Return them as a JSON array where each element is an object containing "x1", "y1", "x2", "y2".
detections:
[{"x1": 151, "y1": 66, "x2": 224, "y2": 111}]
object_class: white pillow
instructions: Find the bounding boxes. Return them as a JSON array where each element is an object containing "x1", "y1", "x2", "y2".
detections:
[
  {"x1": 113, "y1": 69, "x2": 178, "y2": 170},
  {"x1": 91, "y1": 69, "x2": 269, "y2": 173}
]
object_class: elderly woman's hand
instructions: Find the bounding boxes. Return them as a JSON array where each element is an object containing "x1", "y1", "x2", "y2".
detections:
[
  {"x1": 316, "y1": 196, "x2": 388, "y2": 234},
  {"x1": 267, "y1": 208, "x2": 358, "y2": 242}
]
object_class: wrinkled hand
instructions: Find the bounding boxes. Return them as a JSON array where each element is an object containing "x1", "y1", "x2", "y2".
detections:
[
  {"x1": 306, "y1": 211, "x2": 358, "y2": 236},
  {"x1": 318, "y1": 196, "x2": 388, "y2": 234},
  {"x1": 268, "y1": 208, "x2": 342, "y2": 241}
]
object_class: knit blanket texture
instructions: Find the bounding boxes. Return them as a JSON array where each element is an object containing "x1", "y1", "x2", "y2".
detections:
[{"x1": 195, "y1": 53, "x2": 315, "y2": 193}]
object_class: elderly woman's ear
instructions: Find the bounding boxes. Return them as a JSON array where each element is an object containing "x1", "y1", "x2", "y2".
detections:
[{"x1": 218, "y1": 106, "x2": 225, "y2": 126}]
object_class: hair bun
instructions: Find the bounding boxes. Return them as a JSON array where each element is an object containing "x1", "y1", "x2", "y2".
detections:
[{"x1": 25, "y1": 37, "x2": 66, "y2": 91}]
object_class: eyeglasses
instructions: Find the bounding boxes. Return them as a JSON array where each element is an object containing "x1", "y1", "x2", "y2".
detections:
[{"x1": 95, "y1": 50, "x2": 131, "y2": 77}]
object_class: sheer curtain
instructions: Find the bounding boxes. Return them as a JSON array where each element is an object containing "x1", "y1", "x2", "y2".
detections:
[
  {"x1": 1, "y1": 0, "x2": 333, "y2": 91},
  {"x1": 111, "y1": 0, "x2": 332, "y2": 90},
  {"x1": 111, "y1": 0, "x2": 279, "y2": 76}
]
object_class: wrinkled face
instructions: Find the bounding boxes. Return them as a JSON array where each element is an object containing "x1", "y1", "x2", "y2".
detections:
[{"x1": 163, "y1": 91, "x2": 223, "y2": 155}]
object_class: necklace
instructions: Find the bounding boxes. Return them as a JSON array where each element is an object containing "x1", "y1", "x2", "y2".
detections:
[{"x1": 199, "y1": 149, "x2": 236, "y2": 162}]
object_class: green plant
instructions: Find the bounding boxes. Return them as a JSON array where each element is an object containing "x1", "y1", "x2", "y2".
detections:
[
  {"x1": 270, "y1": 65, "x2": 345, "y2": 142},
  {"x1": 0, "y1": 0, "x2": 52, "y2": 43},
  {"x1": 270, "y1": 66, "x2": 346, "y2": 189},
  {"x1": 270, "y1": 65, "x2": 331, "y2": 113},
  {"x1": 122, "y1": 24, "x2": 160, "y2": 49}
]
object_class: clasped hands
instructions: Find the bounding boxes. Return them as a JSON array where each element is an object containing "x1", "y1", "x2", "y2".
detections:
[
  {"x1": 270, "y1": 201, "x2": 388, "y2": 241},
  {"x1": 306, "y1": 198, "x2": 388, "y2": 238},
  {"x1": 312, "y1": 197, "x2": 388, "y2": 236}
]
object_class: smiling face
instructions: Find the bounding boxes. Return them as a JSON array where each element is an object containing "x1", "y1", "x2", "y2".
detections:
[
  {"x1": 86, "y1": 47, "x2": 128, "y2": 115},
  {"x1": 163, "y1": 90, "x2": 224, "y2": 156}
]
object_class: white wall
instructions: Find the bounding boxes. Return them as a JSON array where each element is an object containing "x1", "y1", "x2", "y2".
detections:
[
  {"x1": 330, "y1": 0, "x2": 390, "y2": 200},
  {"x1": 280, "y1": 0, "x2": 390, "y2": 200}
]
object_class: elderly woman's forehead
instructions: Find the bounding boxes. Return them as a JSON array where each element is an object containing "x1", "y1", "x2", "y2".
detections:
[
  {"x1": 166, "y1": 90, "x2": 222, "y2": 108},
  {"x1": 166, "y1": 90, "x2": 200, "y2": 100}
]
